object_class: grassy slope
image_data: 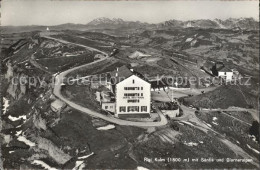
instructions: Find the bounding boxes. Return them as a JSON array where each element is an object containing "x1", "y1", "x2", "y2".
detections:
[{"x1": 183, "y1": 85, "x2": 250, "y2": 109}]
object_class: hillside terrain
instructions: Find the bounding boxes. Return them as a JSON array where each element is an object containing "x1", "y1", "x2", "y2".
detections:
[{"x1": 1, "y1": 19, "x2": 259, "y2": 169}]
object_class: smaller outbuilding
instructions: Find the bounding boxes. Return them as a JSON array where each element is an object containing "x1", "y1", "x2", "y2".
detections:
[
  {"x1": 158, "y1": 102, "x2": 180, "y2": 118},
  {"x1": 218, "y1": 67, "x2": 234, "y2": 82},
  {"x1": 101, "y1": 102, "x2": 116, "y2": 113},
  {"x1": 51, "y1": 99, "x2": 66, "y2": 113}
]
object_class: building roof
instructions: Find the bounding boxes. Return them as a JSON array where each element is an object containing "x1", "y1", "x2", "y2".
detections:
[
  {"x1": 110, "y1": 65, "x2": 134, "y2": 84},
  {"x1": 218, "y1": 66, "x2": 232, "y2": 72},
  {"x1": 109, "y1": 65, "x2": 150, "y2": 93},
  {"x1": 231, "y1": 68, "x2": 239, "y2": 72},
  {"x1": 51, "y1": 99, "x2": 65, "y2": 111},
  {"x1": 110, "y1": 65, "x2": 151, "y2": 85}
]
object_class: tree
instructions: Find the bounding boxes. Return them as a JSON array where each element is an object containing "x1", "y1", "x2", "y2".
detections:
[{"x1": 249, "y1": 121, "x2": 259, "y2": 142}]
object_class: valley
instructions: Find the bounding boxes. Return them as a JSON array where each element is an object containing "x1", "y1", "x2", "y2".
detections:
[{"x1": 1, "y1": 17, "x2": 259, "y2": 169}]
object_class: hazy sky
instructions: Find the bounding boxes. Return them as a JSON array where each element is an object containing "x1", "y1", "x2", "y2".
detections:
[{"x1": 1, "y1": 0, "x2": 259, "y2": 26}]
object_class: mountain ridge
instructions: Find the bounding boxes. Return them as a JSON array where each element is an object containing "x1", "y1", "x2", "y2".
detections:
[
  {"x1": 1, "y1": 17, "x2": 258, "y2": 33},
  {"x1": 158, "y1": 17, "x2": 258, "y2": 29}
]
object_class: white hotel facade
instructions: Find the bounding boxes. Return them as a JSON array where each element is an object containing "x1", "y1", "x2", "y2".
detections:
[
  {"x1": 103, "y1": 65, "x2": 151, "y2": 118},
  {"x1": 115, "y1": 74, "x2": 151, "y2": 118}
]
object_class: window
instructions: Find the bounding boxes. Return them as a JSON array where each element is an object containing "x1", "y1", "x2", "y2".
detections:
[
  {"x1": 141, "y1": 87, "x2": 143, "y2": 90},
  {"x1": 128, "y1": 106, "x2": 139, "y2": 112},
  {"x1": 133, "y1": 79, "x2": 135, "y2": 84},
  {"x1": 141, "y1": 93, "x2": 143, "y2": 97},
  {"x1": 119, "y1": 106, "x2": 126, "y2": 112},
  {"x1": 105, "y1": 106, "x2": 108, "y2": 109},
  {"x1": 141, "y1": 106, "x2": 147, "y2": 112},
  {"x1": 110, "y1": 106, "x2": 113, "y2": 109}
]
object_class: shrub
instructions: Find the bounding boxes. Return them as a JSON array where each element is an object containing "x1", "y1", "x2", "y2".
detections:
[{"x1": 170, "y1": 121, "x2": 180, "y2": 131}]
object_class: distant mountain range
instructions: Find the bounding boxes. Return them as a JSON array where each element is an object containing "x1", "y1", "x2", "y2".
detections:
[
  {"x1": 86, "y1": 17, "x2": 259, "y2": 30},
  {"x1": 86, "y1": 17, "x2": 152, "y2": 29},
  {"x1": 160, "y1": 18, "x2": 258, "y2": 29},
  {"x1": 2, "y1": 17, "x2": 258, "y2": 33}
]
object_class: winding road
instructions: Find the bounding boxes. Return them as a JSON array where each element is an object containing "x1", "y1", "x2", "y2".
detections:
[
  {"x1": 34, "y1": 34, "x2": 259, "y2": 167},
  {"x1": 42, "y1": 35, "x2": 168, "y2": 127}
]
